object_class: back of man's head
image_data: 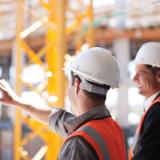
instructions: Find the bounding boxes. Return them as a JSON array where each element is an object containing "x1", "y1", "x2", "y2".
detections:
[{"x1": 66, "y1": 47, "x2": 119, "y2": 101}]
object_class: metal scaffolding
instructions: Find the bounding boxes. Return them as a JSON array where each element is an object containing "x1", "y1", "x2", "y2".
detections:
[{"x1": 14, "y1": 0, "x2": 93, "y2": 159}]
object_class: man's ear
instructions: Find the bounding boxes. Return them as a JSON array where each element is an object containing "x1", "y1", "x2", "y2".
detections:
[{"x1": 74, "y1": 78, "x2": 81, "y2": 95}]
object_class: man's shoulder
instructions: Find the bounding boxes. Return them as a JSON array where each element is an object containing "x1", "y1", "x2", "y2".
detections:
[
  {"x1": 147, "y1": 94, "x2": 160, "y2": 114},
  {"x1": 144, "y1": 101, "x2": 160, "y2": 125},
  {"x1": 59, "y1": 136, "x2": 98, "y2": 160}
]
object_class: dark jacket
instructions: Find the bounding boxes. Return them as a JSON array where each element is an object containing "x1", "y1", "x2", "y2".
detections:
[{"x1": 133, "y1": 93, "x2": 160, "y2": 160}]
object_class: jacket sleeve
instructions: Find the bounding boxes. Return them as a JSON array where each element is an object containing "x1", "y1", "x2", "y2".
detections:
[
  {"x1": 133, "y1": 102, "x2": 160, "y2": 160},
  {"x1": 48, "y1": 108, "x2": 76, "y2": 137},
  {"x1": 58, "y1": 136, "x2": 98, "y2": 160}
]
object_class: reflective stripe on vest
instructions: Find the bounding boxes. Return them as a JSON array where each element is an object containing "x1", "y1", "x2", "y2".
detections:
[
  {"x1": 78, "y1": 125, "x2": 110, "y2": 159},
  {"x1": 129, "y1": 97, "x2": 160, "y2": 160},
  {"x1": 65, "y1": 117, "x2": 126, "y2": 160}
]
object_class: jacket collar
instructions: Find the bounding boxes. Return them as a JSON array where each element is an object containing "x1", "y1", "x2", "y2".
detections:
[
  {"x1": 144, "y1": 91, "x2": 160, "y2": 111},
  {"x1": 64, "y1": 105, "x2": 110, "y2": 135},
  {"x1": 154, "y1": 92, "x2": 160, "y2": 100}
]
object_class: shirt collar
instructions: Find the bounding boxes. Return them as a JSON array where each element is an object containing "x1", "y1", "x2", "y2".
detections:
[
  {"x1": 64, "y1": 105, "x2": 110, "y2": 134},
  {"x1": 144, "y1": 91, "x2": 160, "y2": 111}
]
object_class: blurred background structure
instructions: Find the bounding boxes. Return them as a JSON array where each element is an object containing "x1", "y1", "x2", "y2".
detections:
[{"x1": 0, "y1": 0, "x2": 159, "y2": 159}]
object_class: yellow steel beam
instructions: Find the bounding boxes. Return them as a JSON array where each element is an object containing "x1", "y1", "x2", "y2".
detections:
[
  {"x1": 87, "y1": 0, "x2": 94, "y2": 47},
  {"x1": 46, "y1": 0, "x2": 66, "y2": 107},
  {"x1": 17, "y1": 0, "x2": 66, "y2": 159},
  {"x1": 20, "y1": 115, "x2": 53, "y2": 142},
  {"x1": 75, "y1": 15, "x2": 83, "y2": 51},
  {"x1": 45, "y1": 0, "x2": 66, "y2": 159},
  {"x1": 14, "y1": 0, "x2": 94, "y2": 160},
  {"x1": 66, "y1": 0, "x2": 94, "y2": 52},
  {"x1": 37, "y1": 42, "x2": 55, "y2": 58},
  {"x1": 39, "y1": 0, "x2": 50, "y2": 10},
  {"x1": 20, "y1": 40, "x2": 44, "y2": 65}
]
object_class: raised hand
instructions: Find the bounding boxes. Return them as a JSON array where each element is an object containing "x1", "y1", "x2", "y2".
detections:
[{"x1": 0, "y1": 79, "x2": 20, "y2": 106}]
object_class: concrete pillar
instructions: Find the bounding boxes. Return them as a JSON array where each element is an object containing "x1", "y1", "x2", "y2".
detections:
[
  {"x1": 115, "y1": 0, "x2": 127, "y2": 29},
  {"x1": 113, "y1": 38, "x2": 130, "y2": 127}
]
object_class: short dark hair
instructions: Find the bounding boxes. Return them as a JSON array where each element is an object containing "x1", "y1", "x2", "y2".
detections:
[
  {"x1": 83, "y1": 90, "x2": 106, "y2": 102},
  {"x1": 145, "y1": 65, "x2": 160, "y2": 74},
  {"x1": 71, "y1": 71, "x2": 110, "y2": 102}
]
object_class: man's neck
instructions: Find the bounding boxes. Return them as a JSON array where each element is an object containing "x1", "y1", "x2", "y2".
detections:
[{"x1": 76, "y1": 99, "x2": 104, "y2": 116}]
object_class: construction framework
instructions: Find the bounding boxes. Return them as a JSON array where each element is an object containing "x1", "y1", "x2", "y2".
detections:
[{"x1": 14, "y1": 0, "x2": 94, "y2": 159}]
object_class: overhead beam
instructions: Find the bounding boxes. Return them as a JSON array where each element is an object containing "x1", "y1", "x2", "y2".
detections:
[{"x1": 0, "y1": 28, "x2": 159, "y2": 55}]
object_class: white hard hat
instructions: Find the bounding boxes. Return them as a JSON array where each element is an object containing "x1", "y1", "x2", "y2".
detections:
[
  {"x1": 66, "y1": 47, "x2": 119, "y2": 91},
  {"x1": 134, "y1": 42, "x2": 160, "y2": 68}
]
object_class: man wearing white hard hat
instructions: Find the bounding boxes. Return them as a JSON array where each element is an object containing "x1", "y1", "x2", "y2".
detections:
[
  {"x1": 0, "y1": 47, "x2": 126, "y2": 160},
  {"x1": 129, "y1": 42, "x2": 160, "y2": 160}
]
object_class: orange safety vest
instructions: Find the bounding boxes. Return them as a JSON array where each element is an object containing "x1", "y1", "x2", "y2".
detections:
[
  {"x1": 129, "y1": 97, "x2": 160, "y2": 160},
  {"x1": 64, "y1": 117, "x2": 126, "y2": 160}
]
